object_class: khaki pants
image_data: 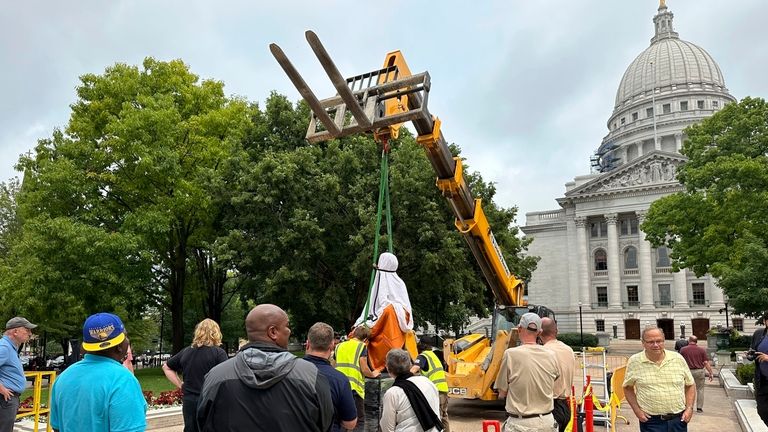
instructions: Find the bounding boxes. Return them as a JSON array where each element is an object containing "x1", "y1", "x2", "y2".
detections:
[
  {"x1": 439, "y1": 392, "x2": 450, "y2": 432},
  {"x1": 691, "y1": 368, "x2": 706, "y2": 409},
  {"x1": 504, "y1": 413, "x2": 558, "y2": 432}
]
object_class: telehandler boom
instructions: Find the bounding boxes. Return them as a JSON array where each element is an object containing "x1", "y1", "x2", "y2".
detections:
[{"x1": 270, "y1": 31, "x2": 554, "y2": 401}]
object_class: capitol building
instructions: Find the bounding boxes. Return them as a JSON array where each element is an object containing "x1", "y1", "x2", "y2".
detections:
[{"x1": 521, "y1": 2, "x2": 750, "y2": 341}]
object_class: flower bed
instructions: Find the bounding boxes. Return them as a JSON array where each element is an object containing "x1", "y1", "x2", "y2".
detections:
[{"x1": 143, "y1": 389, "x2": 183, "y2": 407}]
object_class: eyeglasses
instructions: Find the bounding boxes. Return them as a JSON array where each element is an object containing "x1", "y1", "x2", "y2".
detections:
[{"x1": 643, "y1": 340, "x2": 664, "y2": 345}]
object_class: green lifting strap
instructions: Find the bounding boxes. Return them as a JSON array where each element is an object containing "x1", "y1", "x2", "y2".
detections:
[{"x1": 361, "y1": 148, "x2": 394, "y2": 323}]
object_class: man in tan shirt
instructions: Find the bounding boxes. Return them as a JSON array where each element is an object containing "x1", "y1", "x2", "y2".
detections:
[
  {"x1": 495, "y1": 313, "x2": 559, "y2": 432},
  {"x1": 541, "y1": 317, "x2": 575, "y2": 432}
]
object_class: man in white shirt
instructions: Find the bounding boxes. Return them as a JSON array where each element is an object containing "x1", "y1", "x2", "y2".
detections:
[
  {"x1": 540, "y1": 317, "x2": 575, "y2": 432},
  {"x1": 380, "y1": 349, "x2": 442, "y2": 432}
]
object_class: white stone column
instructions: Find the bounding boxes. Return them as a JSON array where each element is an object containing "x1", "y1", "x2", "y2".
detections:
[
  {"x1": 637, "y1": 211, "x2": 654, "y2": 309},
  {"x1": 675, "y1": 132, "x2": 683, "y2": 152},
  {"x1": 674, "y1": 269, "x2": 689, "y2": 308},
  {"x1": 710, "y1": 279, "x2": 725, "y2": 305},
  {"x1": 606, "y1": 213, "x2": 622, "y2": 308},
  {"x1": 575, "y1": 217, "x2": 590, "y2": 308}
]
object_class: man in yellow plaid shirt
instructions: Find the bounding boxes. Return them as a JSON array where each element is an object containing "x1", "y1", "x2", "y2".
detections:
[{"x1": 623, "y1": 327, "x2": 695, "y2": 432}]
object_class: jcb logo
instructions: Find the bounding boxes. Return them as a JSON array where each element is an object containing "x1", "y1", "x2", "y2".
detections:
[{"x1": 448, "y1": 387, "x2": 467, "y2": 395}]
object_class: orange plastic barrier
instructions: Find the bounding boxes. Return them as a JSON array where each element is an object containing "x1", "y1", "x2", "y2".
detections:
[{"x1": 482, "y1": 419, "x2": 501, "y2": 432}]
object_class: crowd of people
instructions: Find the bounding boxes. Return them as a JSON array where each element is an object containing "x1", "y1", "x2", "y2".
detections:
[{"x1": 1, "y1": 308, "x2": 767, "y2": 432}]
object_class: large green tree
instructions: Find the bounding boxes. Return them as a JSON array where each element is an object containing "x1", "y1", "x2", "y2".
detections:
[
  {"x1": 642, "y1": 97, "x2": 768, "y2": 316},
  {"x1": 223, "y1": 94, "x2": 536, "y2": 336},
  {"x1": 6, "y1": 58, "x2": 250, "y2": 352}
]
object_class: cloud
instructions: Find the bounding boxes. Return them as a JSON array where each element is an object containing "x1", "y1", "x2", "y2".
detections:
[{"x1": 1, "y1": 0, "x2": 766, "y2": 222}]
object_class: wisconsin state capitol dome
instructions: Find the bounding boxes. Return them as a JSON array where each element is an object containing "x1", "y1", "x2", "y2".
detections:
[{"x1": 592, "y1": 0, "x2": 736, "y2": 173}]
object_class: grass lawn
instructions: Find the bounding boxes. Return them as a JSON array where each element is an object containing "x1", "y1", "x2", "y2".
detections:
[
  {"x1": 21, "y1": 367, "x2": 176, "y2": 406},
  {"x1": 135, "y1": 367, "x2": 177, "y2": 394}
]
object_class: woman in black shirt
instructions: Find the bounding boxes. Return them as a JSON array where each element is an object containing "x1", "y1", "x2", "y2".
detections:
[{"x1": 163, "y1": 319, "x2": 229, "y2": 432}]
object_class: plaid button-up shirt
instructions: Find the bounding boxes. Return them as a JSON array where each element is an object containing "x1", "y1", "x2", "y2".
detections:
[{"x1": 622, "y1": 349, "x2": 694, "y2": 415}]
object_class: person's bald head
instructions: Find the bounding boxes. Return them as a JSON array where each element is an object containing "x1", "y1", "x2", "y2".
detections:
[
  {"x1": 540, "y1": 317, "x2": 558, "y2": 341},
  {"x1": 245, "y1": 304, "x2": 291, "y2": 349}
]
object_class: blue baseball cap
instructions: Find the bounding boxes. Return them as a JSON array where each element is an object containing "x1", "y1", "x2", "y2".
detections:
[{"x1": 82, "y1": 313, "x2": 126, "y2": 352}]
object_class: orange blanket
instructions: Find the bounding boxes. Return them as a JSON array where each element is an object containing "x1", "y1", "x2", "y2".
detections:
[{"x1": 366, "y1": 304, "x2": 408, "y2": 370}]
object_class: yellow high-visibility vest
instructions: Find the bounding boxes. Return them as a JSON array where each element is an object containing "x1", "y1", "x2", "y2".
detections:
[
  {"x1": 421, "y1": 350, "x2": 448, "y2": 393},
  {"x1": 335, "y1": 339, "x2": 366, "y2": 398}
]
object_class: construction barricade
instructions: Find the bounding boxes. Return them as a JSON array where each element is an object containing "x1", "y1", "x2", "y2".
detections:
[{"x1": 16, "y1": 370, "x2": 56, "y2": 432}]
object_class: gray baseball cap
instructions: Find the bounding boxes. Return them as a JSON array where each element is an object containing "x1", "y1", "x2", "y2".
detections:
[
  {"x1": 6, "y1": 317, "x2": 37, "y2": 330},
  {"x1": 519, "y1": 312, "x2": 542, "y2": 332}
]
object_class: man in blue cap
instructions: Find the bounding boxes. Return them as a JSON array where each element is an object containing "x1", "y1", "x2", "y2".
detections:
[
  {"x1": 0, "y1": 316, "x2": 36, "y2": 432},
  {"x1": 50, "y1": 312, "x2": 147, "y2": 432}
]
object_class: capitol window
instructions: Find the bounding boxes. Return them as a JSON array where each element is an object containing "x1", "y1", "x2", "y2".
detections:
[
  {"x1": 596, "y1": 286, "x2": 608, "y2": 307},
  {"x1": 632, "y1": 112, "x2": 638, "y2": 121},
  {"x1": 692, "y1": 282, "x2": 706, "y2": 305},
  {"x1": 658, "y1": 284, "x2": 672, "y2": 306},
  {"x1": 590, "y1": 220, "x2": 607, "y2": 238},
  {"x1": 646, "y1": 107, "x2": 654, "y2": 117},
  {"x1": 697, "y1": 100, "x2": 705, "y2": 109},
  {"x1": 662, "y1": 103, "x2": 671, "y2": 114},
  {"x1": 733, "y1": 318, "x2": 744, "y2": 332},
  {"x1": 594, "y1": 249, "x2": 608, "y2": 271},
  {"x1": 656, "y1": 247, "x2": 671, "y2": 267},
  {"x1": 624, "y1": 246, "x2": 638, "y2": 269},
  {"x1": 680, "y1": 101, "x2": 688, "y2": 111},
  {"x1": 595, "y1": 319, "x2": 605, "y2": 332},
  {"x1": 712, "y1": 100, "x2": 719, "y2": 109},
  {"x1": 621, "y1": 117, "x2": 625, "y2": 125},
  {"x1": 626, "y1": 285, "x2": 639, "y2": 306},
  {"x1": 620, "y1": 217, "x2": 638, "y2": 235}
]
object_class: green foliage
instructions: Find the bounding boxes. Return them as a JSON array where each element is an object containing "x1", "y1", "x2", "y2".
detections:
[
  {"x1": 557, "y1": 332, "x2": 599, "y2": 349},
  {"x1": 730, "y1": 332, "x2": 752, "y2": 349},
  {"x1": 642, "y1": 97, "x2": 768, "y2": 317},
  {"x1": 736, "y1": 362, "x2": 755, "y2": 385},
  {"x1": 2, "y1": 59, "x2": 537, "y2": 349},
  {"x1": 4, "y1": 58, "x2": 250, "y2": 350},
  {"x1": 0, "y1": 178, "x2": 20, "y2": 259},
  {"x1": 222, "y1": 95, "x2": 536, "y2": 337}
]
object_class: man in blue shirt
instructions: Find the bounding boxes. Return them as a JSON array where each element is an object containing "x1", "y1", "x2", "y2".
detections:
[
  {"x1": 50, "y1": 313, "x2": 147, "y2": 432},
  {"x1": 304, "y1": 322, "x2": 358, "y2": 432},
  {"x1": 0, "y1": 317, "x2": 36, "y2": 432}
]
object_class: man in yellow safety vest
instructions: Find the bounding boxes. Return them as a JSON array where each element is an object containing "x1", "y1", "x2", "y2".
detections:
[
  {"x1": 411, "y1": 337, "x2": 450, "y2": 432},
  {"x1": 335, "y1": 326, "x2": 380, "y2": 432}
]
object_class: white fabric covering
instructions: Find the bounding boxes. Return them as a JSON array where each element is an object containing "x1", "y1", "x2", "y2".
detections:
[{"x1": 355, "y1": 252, "x2": 413, "y2": 332}]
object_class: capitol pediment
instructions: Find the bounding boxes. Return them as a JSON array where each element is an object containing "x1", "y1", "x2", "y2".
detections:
[{"x1": 565, "y1": 151, "x2": 686, "y2": 198}]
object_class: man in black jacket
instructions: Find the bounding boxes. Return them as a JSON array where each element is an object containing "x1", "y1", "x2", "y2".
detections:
[
  {"x1": 197, "y1": 304, "x2": 333, "y2": 432},
  {"x1": 749, "y1": 312, "x2": 768, "y2": 427}
]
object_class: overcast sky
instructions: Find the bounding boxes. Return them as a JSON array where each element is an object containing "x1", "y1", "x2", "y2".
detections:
[{"x1": 2, "y1": 1, "x2": 767, "y2": 222}]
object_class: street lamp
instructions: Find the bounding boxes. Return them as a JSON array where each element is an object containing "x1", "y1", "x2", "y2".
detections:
[
  {"x1": 721, "y1": 294, "x2": 730, "y2": 329},
  {"x1": 612, "y1": 322, "x2": 618, "y2": 339},
  {"x1": 578, "y1": 301, "x2": 584, "y2": 347}
]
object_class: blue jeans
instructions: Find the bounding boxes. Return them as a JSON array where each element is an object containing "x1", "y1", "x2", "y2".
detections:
[{"x1": 639, "y1": 414, "x2": 688, "y2": 432}]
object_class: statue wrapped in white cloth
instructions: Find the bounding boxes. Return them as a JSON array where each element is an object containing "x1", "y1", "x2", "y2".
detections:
[{"x1": 353, "y1": 252, "x2": 415, "y2": 370}]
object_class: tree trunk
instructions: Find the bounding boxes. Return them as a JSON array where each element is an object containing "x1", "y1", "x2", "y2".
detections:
[
  {"x1": 197, "y1": 248, "x2": 226, "y2": 323},
  {"x1": 169, "y1": 225, "x2": 187, "y2": 354}
]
